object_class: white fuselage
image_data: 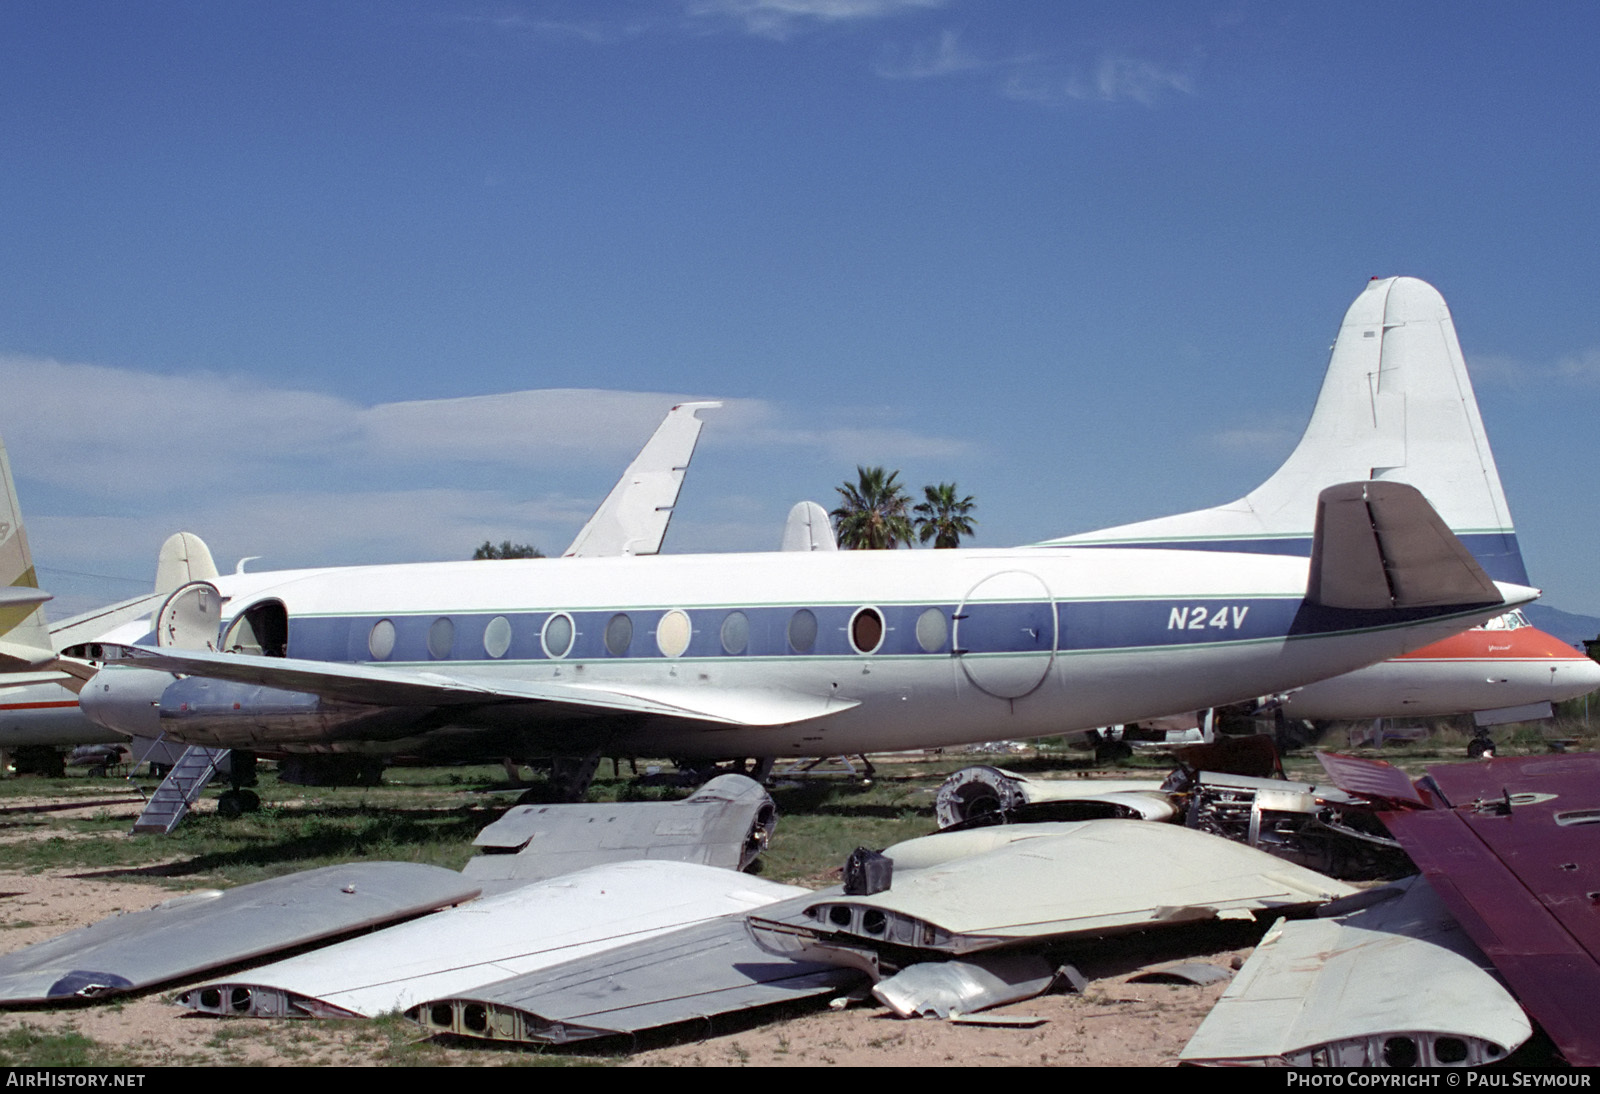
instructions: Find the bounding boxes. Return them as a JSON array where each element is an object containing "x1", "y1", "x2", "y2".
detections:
[{"x1": 80, "y1": 544, "x2": 1528, "y2": 760}]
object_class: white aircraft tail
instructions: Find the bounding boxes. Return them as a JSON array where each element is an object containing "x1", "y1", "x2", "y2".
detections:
[
  {"x1": 780, "y1": 501, "x2": 838, "y2": 552},
  {"x1": 0, "y1": 434, "x2": 55, "y2": 667},
  {"x1": 562, "y1": 402, "x2": 721, "y2": 558},
  {"x1": 155, "y1": 531, "x2": 220, "y2": 593},
  {"x1": 1049, "y1": 277, "x2": 1527, "y2": 585}
]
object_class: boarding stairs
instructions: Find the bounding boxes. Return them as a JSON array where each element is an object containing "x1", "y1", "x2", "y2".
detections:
[{"x1": 130, "y1": 745, "x2": 230, "y2": 834}]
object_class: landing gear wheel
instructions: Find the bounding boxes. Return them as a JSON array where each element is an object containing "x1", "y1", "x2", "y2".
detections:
[
  {"x1": 216, "y1": 789, "x2": 261, "y2": 818},
  {"x1": 1467, "y1": 735, "x2": 1495, "y2": 759}
]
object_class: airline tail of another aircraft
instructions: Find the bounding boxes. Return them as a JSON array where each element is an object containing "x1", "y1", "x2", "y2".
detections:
[
  {"x1": 1046, "y1": 277, "x2": 1527, "y2": 585},
  {"x1": 0, "y1": 434, "x2": 55, "y2": 667}
]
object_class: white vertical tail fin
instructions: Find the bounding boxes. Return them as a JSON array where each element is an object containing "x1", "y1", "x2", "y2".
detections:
[
  {"x1": 562, "y1": 402, "x2": 721, "y2": 558},
  {"x1": 1046, "y1": 277, "x2": 1527, "y2": 584},
  {"x1": 780, "y1": 501, "x2": 838, "y2": 552},
  {"x1": 0, "y1": 434, "x2": 55, "y2": 667}
]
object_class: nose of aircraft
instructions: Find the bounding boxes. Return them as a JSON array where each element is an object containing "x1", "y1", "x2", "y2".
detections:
[
  {"x1": 1510, "y1": 626, "x2": 1600, "y2": 702},
  {"x1": 1555, "y1": 650, "x2": 1600, "y2": 700}
]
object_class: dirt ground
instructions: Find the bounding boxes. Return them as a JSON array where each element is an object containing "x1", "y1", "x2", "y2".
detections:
[{"x1": 0, "y1": 790, "x2": 1254, "y2": 1068}]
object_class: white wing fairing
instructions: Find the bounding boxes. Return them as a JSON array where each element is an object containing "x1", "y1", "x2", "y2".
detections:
[{"x1": 77, "y1": 482, "x2": 1525, "y2": 761}]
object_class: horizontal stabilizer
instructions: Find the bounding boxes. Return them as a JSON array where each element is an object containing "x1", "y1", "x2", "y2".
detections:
[
  {"x1": 92, "y1": 644, "x2": 857, "y2": 727},
  {"x1": 1307, "y1": 482, "x2": 1503, "y2": 610}
]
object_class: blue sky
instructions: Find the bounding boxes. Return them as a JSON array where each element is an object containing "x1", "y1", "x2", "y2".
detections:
[{"x1": 4, "y1": 1, "x2": 1599, "y2": 617}]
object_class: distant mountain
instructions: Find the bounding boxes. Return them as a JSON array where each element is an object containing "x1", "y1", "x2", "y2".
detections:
[{"x1": 1524, "y1": 604, "x2": 1600, "y2": 649}]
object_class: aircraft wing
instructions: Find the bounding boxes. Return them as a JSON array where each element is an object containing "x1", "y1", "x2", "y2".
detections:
[
  {"x1": 95, "y1": 644, "x2": 857, "y2": 727},
  {"x1": 1317, "y1": 751, "x2": 1600, "y2": 1067},
  {"x1": 562, "y1": 402, "x2": 721, "y2": 558}
]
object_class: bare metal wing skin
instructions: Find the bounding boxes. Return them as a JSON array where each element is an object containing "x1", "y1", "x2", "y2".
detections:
[
  {"x1": 406, "y1": 892, "x2": 864, "y2": 1045},
  {"x1": 178, "y1": 861, "x2": 805, "y2": 1019},
  {"x1": 462, "y1": 774, "x2": 775, "y2": 889},
  {"x1": 1181, "y1": 876, "x2": 1531, "y2": 1067},
  {"x1": 747, "y1": 821, "x2": 1355, "y2": 960},
  {"x1": 0, "y1": 863, "x2": 479, "y2": 1005}
]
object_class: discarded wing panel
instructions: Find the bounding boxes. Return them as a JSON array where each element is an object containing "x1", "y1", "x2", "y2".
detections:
[
  {"x1": 934, "y1": 766, "x2": 1174, "y2": 829},
  {"x1": 871, "y1": 953, "x2": 1059, "y2": 1019},
  {"x1": 407, "y1": 892, "x2": 865, "y2": 1045},
  {"x1": 749, "y1": 821, "x2": 1354, "y2": 961},
  {"x1": 1323, "y1": 753, "x2": 1600, "y2": 1068},
  {"x1": 0, "y1": 863, "x2": 479, "y2": 1005},
  {"x1": 178, "y1": 861, "x2": 805, "y2": 1019},
  {"x1": 1181, "y1": 875, "x2": 1531, "y2": 1067},
  {"x1": 461, "y1": 774, "x2": 775, "y2": 889}
]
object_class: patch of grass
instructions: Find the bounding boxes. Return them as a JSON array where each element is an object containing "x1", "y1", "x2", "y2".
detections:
[{"x1": 0, "y1": 1024, "x2": 119, "y2": 1067}]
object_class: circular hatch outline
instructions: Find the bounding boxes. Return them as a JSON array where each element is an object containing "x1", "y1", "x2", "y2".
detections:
[{"x1": 952, "y1": 569, "x2": 1057, "y2": 699}]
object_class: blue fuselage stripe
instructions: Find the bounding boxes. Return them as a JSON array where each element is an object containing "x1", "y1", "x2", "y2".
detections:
[{"x1": 277, "y1": 595, "x2": 1483, "y2": 666}]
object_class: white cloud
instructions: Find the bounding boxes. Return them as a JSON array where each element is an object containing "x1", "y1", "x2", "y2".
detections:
[
  {"x1": 2, "y1": 354, "x2": 970, "y2": 579},
  {"x1": 1466, "y1": 349, "x2": 1600, "y2": 389},
  {"x1": 874, "y1": 29, "x2": 982, "y2": 79},
  {"x1": 1556, "y1": 348, "x2": 1600, "y2": 383},
  {"x1": 684, "y1": 0, "x2": 946, "y2": 41},
  {"x1": 1002, "y1": 54, "x2": 1195, "y2": 108},
  {"x1": 1092, "y1": 56, "x2": 1194, "y2": 105}
]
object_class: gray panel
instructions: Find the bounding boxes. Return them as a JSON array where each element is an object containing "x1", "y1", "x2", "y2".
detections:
[
  {"x1": 407, "y1": 895, "x2": 863, "y2": 1044},
  {"x1": 0, "y1": 863, "x2": 479, "y2": 1004}
]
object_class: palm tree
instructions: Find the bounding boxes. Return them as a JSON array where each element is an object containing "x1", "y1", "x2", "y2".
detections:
[
  {"x1": 831, "y1": 466, "x2": 915, "y2": 549},
  {"x1": 472, "y1": 540, "x2": 546, "y2": 560},
  {"x1": 915, "y1": 482, "x2": 977, "y2": 548}
]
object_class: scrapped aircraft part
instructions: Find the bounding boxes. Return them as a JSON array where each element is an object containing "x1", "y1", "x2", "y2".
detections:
[
  {"x1": 1128, "y1": 962, "x2": 1232, "y2": 986},
  {"x1": 461, "y1": 774, "x2": 776, "y2": 887},
  {"x1": 1174, "y1": 734, "x2": 1284, "y2": 779},
  {"x1": 934, "y1": 766, "x2": 1173, "y2": 829},
  {"x1": 871, "y1": 953, "x2": 1058, "y2": 1019},
  {"x1": 750, "y1": 821, "x2": 1355, "y2": 960},
  {"x1": 0, "y1": 863, "x2": 479, "y2": 1006},
  {"x1": 1371, "y1": 755, "x2": 1600, "y2": 1067},
  {"x1": 180, "y1": 861, "x2": 804, "y2": 1019},
  {"x1": 953, "y1": 571, "x2": 1056, "y2": 699},
  {"x1": 1307, "y1": 481, "x2": 1501, "y2": 611},
  {"x1": 1315, "y1": 751, "x2": 1427, "y2": 808},
  {"x1": 562, "y1": 401, "x2": 721, "y2": 558},
  {"x1": 781, "y1": 501, "x2": 837, "y2": 552},
  {"x1": 1178, "y1": 769, "x2": 1407, "y2": 879},
  {"x1": 407, "y1": 892, "x2": 865, "y2": 1045},
  {"x1": 154, "y1": 581, "x2": 222, "y2": 651},
  {"x1": 1181, "y1": 876, "x2": 1530, "y2": 1067}
]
